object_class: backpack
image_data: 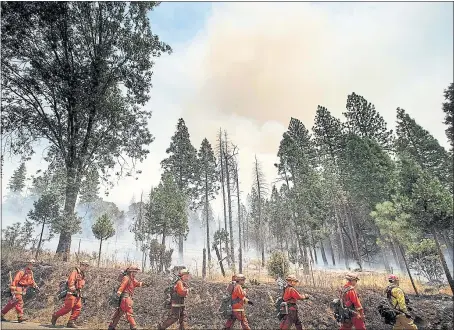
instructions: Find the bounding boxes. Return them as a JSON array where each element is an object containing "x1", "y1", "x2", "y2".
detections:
[
  {"x1": 218, "y1": 281, "x2": 242, "y2": 319},
  {"x1": 57, "y1": 267, "x2": 82, "y2": 300},
  {"x1": 275, "y1": 286, "x2": 289, "y2": 320},
  {"x1": 108, "y1": 270, "x2": 129, "y2": 307},
  {"x1": 330, "y1": 286, "x2": 354, "y2": 323},
  {"x1": 163, "y1": 277, "x2": 180, "y2": 309},
  {"x1": 378, "y1": 301, "x2": 397, "y2": 325}
]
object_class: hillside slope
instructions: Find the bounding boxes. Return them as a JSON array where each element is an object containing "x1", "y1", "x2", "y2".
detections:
[{"x1": 1, "y1": 261, "x2": 452, "y2": 329}]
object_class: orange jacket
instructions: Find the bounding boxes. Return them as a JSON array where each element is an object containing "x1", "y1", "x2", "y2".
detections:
[
  {"x1": 67, "y1": 268, "x2": 85, "y2": 293},
  {"x1": 10, "y1": 267, "x2": 36, "y2": 294},
  {"x1": 117, "y1": 275, "x2": 143, "y2": 297},
  {"x1": 342, "y1": 283, "x2": 363, "y2": 311},
  {"x1": 231, "y1": 283, "x2": 248, "y2": 310},
  {"x1": 283, "y1": 285, "x2": 305, "y2": 304}
]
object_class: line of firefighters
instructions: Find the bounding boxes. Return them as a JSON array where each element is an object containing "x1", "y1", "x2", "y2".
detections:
[{"x1": 1, "y1": 259, "x2": 418, "y2": 330}]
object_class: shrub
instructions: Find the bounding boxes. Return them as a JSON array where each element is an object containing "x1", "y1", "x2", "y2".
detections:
[{"x1": 267, "y1": 251, "x2": 290, "y2": 278}]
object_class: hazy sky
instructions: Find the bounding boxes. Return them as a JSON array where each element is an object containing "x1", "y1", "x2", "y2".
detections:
[{"x1": 2, "y1": 1, "x2": 453, "y2": 222}]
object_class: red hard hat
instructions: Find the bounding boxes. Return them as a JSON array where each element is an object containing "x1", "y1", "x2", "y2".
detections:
[{"x1": 388, "y1": 274, "x2": 399, "y2": 282}]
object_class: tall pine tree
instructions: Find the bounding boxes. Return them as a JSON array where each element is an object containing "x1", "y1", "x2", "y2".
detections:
[
  {"x1": 161, "y1": 118, "x2": 198, "y2": 260},
  {"x1": 343, "y1": 92, "x2": 393, "y2": 150},
  {"x1": 196, "y1": 138, "x2": 219, "y2": 263},
  {"x1": 396, "y1": 107, "x2": 452, "y2": 191}
]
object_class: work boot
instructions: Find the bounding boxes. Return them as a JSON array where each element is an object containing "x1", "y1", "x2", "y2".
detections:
[
  {"x1": 66, "y1": 320, "x2": 78, "y2": 328},
  {"x1": 107, "y1": 326, "x2": 115, "y2": 330},
  {"x1": 17, "y1": 316, "x2": 28, "y2": 323},
  {"x1": 1, "y1": 314, "x2": 6, "y2": 321},
  {"x1": 51, "y1": 314, "x2": 58, "y2": 326}
]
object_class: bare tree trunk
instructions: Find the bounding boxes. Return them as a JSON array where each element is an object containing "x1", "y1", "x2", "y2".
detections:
[
  {"x1": 391, "y1": 240, "x2": 406, "y2": 273},
  {"x1": 311, "y1": 231, "x2": 318, "y2": 264},
  {"x1": 202, "y1": 248, "x2": 207, "y2": 279},
  {"x1": 218, "y1": 129, "x2": 229, "y2": 264},
  {"x1": 344, "y1": 202, "x2": 362, "y2": 270},
  {"x1": 432, "y1": 228, "x2": 454, "y2": 294},
  {"x1": 56, "y1": 166, "x2": 81, "y2": 261},
  {"x1": 234, "y1": 161, "x2": 243, "y2": 273},
  {"x1": 327, "y1": 235, "x2": 336, "y2": 266},
  {"x1": 397, "y1": 242, "x2": 419, "y2": 295},
  {"x1": 97, "y1": 238, "x2": 103, "y2": 267},
  {"x1": 333, "y1": 203, "x2": 347, "y2": 269},
  {"x1": 205, "y1": 174, "x2": 211, "y2": 263},
  {"x1": 224, "y1": 142, "x2": 235, "y2": 267},
  {"x1": 214, "y1": 245, "x2": 226, "y2": 277},
  {"x1": 320, "y1": 239, "x2": 328, "y2": 266},
  {"x1": 254, "y1": 155, "x2": 265, "y2": 267},
  {"x1": 35, "y1": 221, "x2": 46, "y2": 259},
  {"x1": 380, "y1": 246, "x2": 391, "y2": 273},
  {"x1": 442, "y1": 232, "x2": 454, "y2": 264}
]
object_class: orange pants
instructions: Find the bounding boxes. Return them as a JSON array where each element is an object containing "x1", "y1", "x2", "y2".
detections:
[
  {"x1": 109, "y1": 297, "x2": 137, "y2": 329},
  {"x1": 280, "y1": 309, "x2": 303, "y2": 330},
  {"x1": 1, "y1": 294, "x2": 24, "y2": 318},
  {"x1": 223, "y1": 311, "x2": 250, "y2": 330},
  {"x1": 340, "y1": 316, "x2": 366, "y2": 330},
  {"x1": 54, "y1": 294, "x2": 82, "y2": 321}
]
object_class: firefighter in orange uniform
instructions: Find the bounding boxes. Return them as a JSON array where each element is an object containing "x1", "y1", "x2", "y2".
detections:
[
  {"x1": 158, "y1": 268, "x2": 191, "y2": 330},
  {"x1": 340, "y1": 272, "x2": 366, "y2": 330},
  {"x1": 280, "y1": 274, "x2": 309, "y2": 330},
  {"x1": 51, "y1": 260, "x2": 90, "y2": 328},
  {"x1": 223, "y1": 273, "x2": 253, "y2": 330},
  {"x1": 1, "y1": 259, "x2": 39, "y2": 323},
  {"x1": 108, "y1": 265, "x2": 149, "y2": 330}
]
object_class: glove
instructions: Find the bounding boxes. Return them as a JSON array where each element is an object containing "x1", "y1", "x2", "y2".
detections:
[
  {"x1": 303, "y1": 295, "x2": 310, "y2": 300},
  {"x1": 247, "y1": 300, "x2": 254, "y2": 305}
]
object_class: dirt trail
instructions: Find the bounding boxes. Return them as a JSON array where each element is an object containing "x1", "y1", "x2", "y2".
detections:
[{"x1": 1, "y1": 321, "x2": 68, "y2": 329}]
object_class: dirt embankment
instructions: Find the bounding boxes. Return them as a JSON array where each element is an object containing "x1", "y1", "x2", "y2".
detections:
[{"x1": 1, "y1": 261, "x2": 452, "y2": 329}]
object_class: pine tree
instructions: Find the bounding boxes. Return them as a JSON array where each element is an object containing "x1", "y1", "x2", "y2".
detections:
[
  {"x1": 252, "y1": 155, "x2": 268, "y2": 267},
  {"x1": 161, "y1": 118, "x2": 198, "y2": 260},
  {"x1": 8, "y1": 162, "x2": 27, "y2": 193},
  {"x1": 343, "y1": 92, "x2": 393, "y2": 150},
  {"x1": 92, "y1": 214, "x2": 116, "y2": 267},
  {"x1": 28, "y1": 193, "x2": 60, "y2": 258},
  {"x1": 442, "y1": 83, "x2": 453, "y2": 151},
  {"x1": 196, "y1": 138, "x2": 219, "y2": 263},
  {"x1": 396, "y1": 107, "x2": 452, "y2": 191},
  {"x1": 144, "y1": 173, "x2": 188, "y2": 249}
]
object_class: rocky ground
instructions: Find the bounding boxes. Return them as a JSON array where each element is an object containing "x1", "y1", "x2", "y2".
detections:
[{"x1": 1, "y1": 261, "x2": 452, "y2": 329}]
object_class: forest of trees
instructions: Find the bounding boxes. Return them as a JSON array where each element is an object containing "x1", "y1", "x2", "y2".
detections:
[{"x1": 1, "y1": 2, "x2": 453, "y2": 293}]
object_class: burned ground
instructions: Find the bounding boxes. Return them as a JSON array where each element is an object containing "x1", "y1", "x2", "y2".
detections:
[{"x1": 1, "y1": 261, "x2": 452, "y2": 329}]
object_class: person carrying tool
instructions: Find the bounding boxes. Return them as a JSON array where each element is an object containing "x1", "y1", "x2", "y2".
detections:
[
  {"x1": 385, "y1": 274, "x2": 417, "y2": 330},
  {"x1": 280, "y1": 274, "x2": 309, "y2": 330},
  {"x1": 158, "y1": 268, "x2": 191, "y2": 330},
  {"x1": 51, "y1": 260, "x2": 90, "y2": 328},
  {"x1": 223, "y1": 273, "x2": 253, "y2": 330},
  {"x1": 108, "y1": 265, "x2": 149, "y2": 330},
  {"x1": 1, "y1": 259, "x2": 39, "y2": 323},
  {"x1": 340, "y1": 272, "x2": 366, "y2": 330}
]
